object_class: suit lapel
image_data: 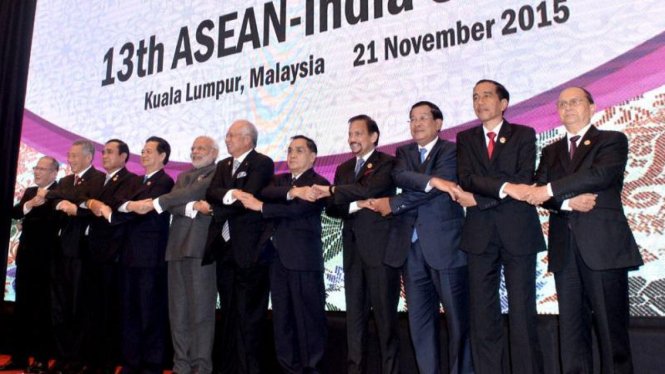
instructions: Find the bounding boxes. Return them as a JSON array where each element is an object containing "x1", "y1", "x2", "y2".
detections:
[
  {"x1": 555, "y1": 137, "x2": 573, "y2": 174},
  {"x1": 489, "y1": 122, "x2": 512, "y2": 165},
  {"x1": 471, "y1": 126, "x2": 491, "y2": 170},
  {"x1": 233, "y1": 150, "x2": 256, "y2": 186},
  {"x1": 571, "y1": 126, "x2": 599, "y2": 171},
  {"x1": 356, "y1": 151, "x2": 379, "y2": 182}
]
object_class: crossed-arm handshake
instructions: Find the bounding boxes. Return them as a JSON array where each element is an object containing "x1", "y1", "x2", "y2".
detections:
[
  {"x1": 83, "y1": 198, "x2": 213, "y2": 220},
  {"x1": 502, "y1": 183, "x2": 597, "y2": 212}
]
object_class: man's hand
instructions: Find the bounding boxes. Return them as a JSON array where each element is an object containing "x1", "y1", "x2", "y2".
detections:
[
  {"x1": 237, "y1": 193, "x2": 263, "y2": 212},
  {"x1": 57, "y1": 200, "x2": 78, "y2": 216},
  {"x1": 26, "y1": 194, "x2": 46, "y2": 209},
  {"x1": 356, "y1": 199, "x2": 373, "y2": 211},
  {"x1": 193, "y1": 200, "x2": 211, "y2": 215},
  {"x1": 87, "y1": 199, "x2": 104, "y2": 216},
  {"x1": 452, "y1": 186, "x2": 477, "y2": 207},
  {"x1": 128, "y1": 199, "x2": 154, "y2": 215},
  {"x1": 568, "y1": 193, "x2": 597, "y2": 213},
  {"x1": 36, "y1": 189, "x2": 48, "y2": 198},
  {"x1": 369, "y1": 197, "x2": 392, "y2": 217},
  {"x1": 99, "y1": 205, "x2": 112, "y2": 220},
  {"x1": 430, "y1": 177, "x2": 457, "y2": 195},
  {"x1": 525, "y1": 185, "x2": 550, "y2": 206},
  {"x1": 311, "y1": 184, "x2": 331, "y2": 199},
  {"x1": 289, "y1": 186, "x2": 318, "y2": 202},
  {"x1": 503, "y1": 183, "x2": 532, "y2": 201}
]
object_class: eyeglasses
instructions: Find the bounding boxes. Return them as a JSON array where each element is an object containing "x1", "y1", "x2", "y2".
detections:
[
  {"x1": 408, "y1": 115, "x2": 432, "y2": 124},
  {"x1": 33, "y1": 167, "x2": 56, "y2": 172},
  {"x1": 557, "y1": 98, "x2": 586, "y2": 109}
]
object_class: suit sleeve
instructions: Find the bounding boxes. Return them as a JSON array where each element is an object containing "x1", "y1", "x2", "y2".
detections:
[
  {"x1": 160, "y1": 172, "x2": 213, "y2": 212},
  {"x1": 390, "y1": 143, "x2": 456, "y2": 214},
  {"x1": 534, "y1": 146, "x2": 563, "y2": 211},
  {"x1": 11, "y1": 189, "x2": 33, "y2": 219},
  {"x1": 324, "y1": 167, "x2": 351, "y2": 219}
]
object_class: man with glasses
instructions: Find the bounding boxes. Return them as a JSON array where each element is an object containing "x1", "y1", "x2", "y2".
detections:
[
  {"x1": 2, "y1": 157, "x2": 60, "y2": 373},
  {"x1": 203, "y1": 120, "x2": 274, "y2": 374},
  {"x1": 454, "y1": 80, "x2": 545, "y2": 374},
  {"x1": 369, "y1": 102, "x2": 473, "y2": 373},
  {"x1": 525, "y1": 87, "x2": 643, "y2": 373}
]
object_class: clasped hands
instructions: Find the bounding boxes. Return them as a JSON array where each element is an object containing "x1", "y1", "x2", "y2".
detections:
[{"x1": 503, "y1": 183, "x2": 597, "y2": 212}]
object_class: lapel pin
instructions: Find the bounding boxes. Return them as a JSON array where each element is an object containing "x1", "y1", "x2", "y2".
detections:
[
  {"x1": 147, "y1": 181, "x2": 152, "y2": 186},
  {"x1": 197, "y1": 175, "x2": 205, "y2": 181},
  {"x1": 113, "y1": 175, "x2": 118, "y2": 182},
  {"x1": 367, "y1": 163, "x2": 373, "y2": 169},
  {"x1": 500, "y1": 137, "x2": 506, "y2": 144},
  {"x1": 227, "y1": 160, "x2": 231, "y2": 166},
  {"x1": 584, "y1": 140, "x2": 591, "y2": 146}
]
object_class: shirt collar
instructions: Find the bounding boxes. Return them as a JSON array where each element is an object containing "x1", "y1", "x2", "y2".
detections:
[
  {"x1": 566, "y1": 123, "x2": 592, "y2": 143},
  {"x1": 76, "y1": 165, "x2": 92, "y2": 178},
  {"x1": 234, "y1": 149, "x2": 253, "y2": 164},
  {"x1": 419, "y1": 137, "x2": 438, "y2": 155},
  {"x1": 145, "y1": 169, "x2": 160, "y2": 179},
  {"x1": 357, "y1": 149, "x2": 375, "y2": 163},
  {"x1": 106, "y1": 168, "x2": 122, "y2": 179},
  {"x1": 483, "y1": 120, "x2": 504, "y2": 138}
]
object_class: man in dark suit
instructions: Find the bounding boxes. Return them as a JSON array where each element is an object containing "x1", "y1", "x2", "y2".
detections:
[
  {"x1": 238, "y1": 135, "x2": 329, "y2": 374},
  {"x1": 1, "y1": 156, "x2": 60, "y2": 373},
  {"x1": 131, "y1": 136, "x2": 219, "y2": 374},
  {"x1": 525, "y1": 87, "x2": 643, "y2": 374},
  {"x1": 203, "y1": 120, "x2": 274, "y2": 374},
  {"x1": 452, "y1": 80, "x2": 545, "y2": 374},
  {"x1": 40, "y1": 140, "x2": 105, "y2": 374},
  {"x1": 80, "y1": 139, "x2": 139, "y2": 374},
  {"x1": 106, "y1": 136, "x2": 175, "y2": 374},
  {"x1": 370, "y1": 101, "x2": 472, "y2": 374},
  {"x1": 312, "y1": 115, "x2": 399, "y2": 374}
]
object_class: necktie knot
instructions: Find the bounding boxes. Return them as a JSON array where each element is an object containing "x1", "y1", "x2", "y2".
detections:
[
  {"x1": 143, "y1": 175, "x2": 149, "y2": 184},
  {"x1": 419, "y1": 148, "x2": 427, "y2": 164},
  {"x1": 232, "y1": 159, "x2": 241, "y2": 175},
  {"x1": 487, "y1": 132, "x2": 497, "y2": 158},
  {"x1": 354, "y1": 158, "x2": 365, "y2": 177},
  {"x1": 74, "y1": 175, "x2": 80, "y2": 186},
  {"x1": 104, "y1": 174, "x2": 112, "y2": 185}
]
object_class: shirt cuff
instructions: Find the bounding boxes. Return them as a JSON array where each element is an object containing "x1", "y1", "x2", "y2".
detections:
[
  {"x1": 118, "y1": 201, "x2": 130, "y2": 213},
  {"x1": 23, "y1": 204, "x2": 32, "y2": 215},
  {"x1": 107, "y1": 212, "x2": 113, "y2": 223},
  {"x1": 79, "y1": 202, "x2": 88, "y2": 209},
  {"x1": 185, "y1": 201, "x2": 198, "y2": 219},
  {"x1": 499, "y1": 182, "x2": 508, "y2": 199},
  {"x1": 223, "y1": 189, "x2": 237, "y2": 205},
  {"x1": 561, "y1": 199, "x2": 572, "y2": 211},
  {"x1": 286, "y1": 189, "x2": 295, "y2": 201},
  {"x1": 547, "y1": 183, "x2": 554, "y2": 197},
  {"x1": 153, "y1": 198, "x2": 164, "y2": 214},
  {"x1": 349, "y1": 201, "x2": 361, "y2": 214},
  {"x1": 424, "y1": 180, "x2": 433, "y2": 193},
  {"x1": 55, "y1": 201, "x2": 63, "y2": 210}
]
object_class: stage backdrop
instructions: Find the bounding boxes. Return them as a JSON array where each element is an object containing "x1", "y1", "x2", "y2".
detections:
[{"x1": 5, "y1": 0, "x2": 665, "y2": 315}]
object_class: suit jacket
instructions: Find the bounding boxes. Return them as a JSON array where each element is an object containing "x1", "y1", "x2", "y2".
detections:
[
  {"x1": 259, "y1": 168, "x2": 330, "y2": 272},
  {"x1": 386, "y1": 138, "x2": 467, "y2": 269},
  {"x1": 46, "y1": 166, "x2": 106, "y2": 258},
  {"x1": 112, "y1": 169, "x2": 175, "y2": 267},
  {"x1": 326, "y1": 150, "x2": 396, "y2": 269},
  {"x1": 85, "y1": 167, "x2": 140, "y2": 262},
  {"x1": 159, "y1": 163, "x2": 217, "y2": 261},
  {"x1": 11, "y1": 183, "x2": 60, "y2": 267},
  {"x1": 203, "y1": 149, "x2": 275, "y2": 267},
  {"x1": 534, "y1": 126, "x2": 643, "y2": 272},
  {"x1": 457, "y1": 121, "x2": 546, "y2": 255}
]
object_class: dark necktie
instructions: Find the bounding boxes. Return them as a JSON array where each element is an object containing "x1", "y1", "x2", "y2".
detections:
[
  {"x1": 569, "y1": 135, "x2": 581, "y2": 160},
  {"x1": 487, "y1": 132, "x2": 496, "y2": 158},
  {"x1": 354, "y1": 158, "x2": 365, "y2": 177},
  {"x1": 74, "y1": 175, "x2": 80, "y2": 186}
]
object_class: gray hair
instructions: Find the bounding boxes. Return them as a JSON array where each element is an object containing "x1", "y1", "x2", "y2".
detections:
[{"x1": 73, "y1": 139, "x2": 96, "y2": 158}]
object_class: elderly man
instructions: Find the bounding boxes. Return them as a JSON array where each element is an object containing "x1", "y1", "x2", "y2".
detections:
[
  {"x1": 525, "y1": 87, "x2": 643, "y2": 373},
  {"x1": 313, "y1": 115, "x2": 399, "y2": 374},
  {"x1": 238, "y1": 135, "x2": 329, "y2": 373},
  {"x1": 203, "y1": 120, "x2": 274, "y2": 374},
  {"x1": 40, "y1": 140, "x2": 105, "y2": 374},
  {"x1": 129, "y1": 136, "x2": 219, "y2": 374},
  {"x1": 2, "y1": 156, "x2": 60, "y2": 373}
]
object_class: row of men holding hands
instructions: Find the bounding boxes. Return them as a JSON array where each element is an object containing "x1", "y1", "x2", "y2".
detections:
[{"x1": 6, "y1": 81, "x2": 641, "y2": 374}]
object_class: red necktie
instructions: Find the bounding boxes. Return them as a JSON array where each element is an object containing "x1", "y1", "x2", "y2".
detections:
[
  {"x1": 487, "y1": 132, "x2": 496, "y2": 159},
  {"x1": 569, "y1": 135, "x2": 580, "y2": 160},
  {"x1": 74, "y1": 175, "x2": 80, "y2": 186}
]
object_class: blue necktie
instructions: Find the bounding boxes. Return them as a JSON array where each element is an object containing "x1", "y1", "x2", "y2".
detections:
[
  {"x1": 412, "y1": 148, "x2": 428, "y2": 242},
  {"x1": 354, "y1": 158, "x2": 365, "y2": 177}
]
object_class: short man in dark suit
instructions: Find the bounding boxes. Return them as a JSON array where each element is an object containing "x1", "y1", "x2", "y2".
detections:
[
  {"x1": 238, "y1": 135, "x2": 329, "y2": 373},
  {"x1": 203, "y1": 120, "x2": 274, "y2": 374},
  {"x1": 105, "y1": 136, "x2": 175, "y2": 374},
  {"x1": 312, "y1": 115, "x2": 399, "y2": 374},
  {"x1": 370, "y1": 101, "x2": 473, "y2": 374},
  {"x1": 1, "y1": 156, "x2": 60, "y2": 373},
  {"x1": 40, "y1": 140, "x2": 105, "y2": 373},
  {"x1": 452, "y1": 80, "x2": 545, "y2": 374},
  {"x1": 525, "y1": 87, "x2": 643, "y2": 373},
  {"x1": 129, "y1": 136, "x2": 219, "y2": 374},
  {"x1": 81, "y1": 139, "x2": 139, "y2": 374}
]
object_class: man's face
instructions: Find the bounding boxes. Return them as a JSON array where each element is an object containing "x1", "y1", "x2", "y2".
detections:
[
  {"x1": 225, "y1": 122, "x2": 252, "y2": 158},
  {"x1": 140, "y1": 141, "x2": 165, "y2": 171},
  {"x1": 473, "y1": 82, "x2": 507, "y2": 126},
  {"x1": 348, "y1": 120, "x2": 377, "y2": 157},
  {"x1": 33, "y1": 158, "x2": 58, "y2": 188},
  {"x1": 557, "y1": 87, "x2": 595, "y2": 131},
  {"x1": 287, "y1": 138, "x2": 316, "y2": 175},
  {"x1": 102, "y1": 141, "x2": 126, "y2": 172},
  {"x1": 409, "y1": 105, "x2": 442, "y2": 146},
  {"x1": 191, "y1": 137, "x2": 218, "y2": 168},
  {"x1": 67, "y1": 144, "x2": 92, "y2": 174}
]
